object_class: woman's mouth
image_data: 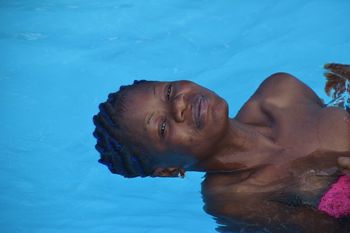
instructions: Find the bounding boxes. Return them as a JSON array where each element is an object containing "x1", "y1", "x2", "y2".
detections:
[{"x1": 193, "y1": 95, "x2": 208, "y2": 129}]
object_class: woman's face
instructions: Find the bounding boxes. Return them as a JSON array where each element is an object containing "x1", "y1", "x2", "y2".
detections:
[{"x1": 123, "y1": 80, "x2": 229, "y2": 169}]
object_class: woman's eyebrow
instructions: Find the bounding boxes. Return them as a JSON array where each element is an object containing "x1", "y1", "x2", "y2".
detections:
[
  {"x1": 144, "y1": 85, "x2": 158, "y2": 132},
  {"x1": 146, "y1": 112, "x2": 154, "y2": 125},
  {"x1": 144, "y1": 112, "x2": 155, "y2": 136}
]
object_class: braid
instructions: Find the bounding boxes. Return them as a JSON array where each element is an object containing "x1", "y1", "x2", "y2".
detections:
[{"x1": 93, "y1": 80, "x2": 154, "y2": 178}]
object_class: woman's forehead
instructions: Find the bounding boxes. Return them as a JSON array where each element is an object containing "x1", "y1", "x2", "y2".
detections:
[
  {"x1": 123, "y1": 82, "x2": 163, "y2": 132},
  {"x1": 121, "y1": 96, "x2": 162, "y2": 153}
]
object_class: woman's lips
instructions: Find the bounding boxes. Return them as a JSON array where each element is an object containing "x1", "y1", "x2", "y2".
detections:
[{"x1": 193, "y1": 95, "x2": 208, "y2": 129}]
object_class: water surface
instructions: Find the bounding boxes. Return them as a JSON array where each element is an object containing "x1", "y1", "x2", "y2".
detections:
[{"x1": 1, "y1": 1, "x2": 350, "y2": 232}]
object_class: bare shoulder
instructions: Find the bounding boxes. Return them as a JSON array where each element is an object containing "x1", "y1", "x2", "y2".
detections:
[
  {"x1": 255, "y1": 72, "x2": 323, "y2": 106},
  {"x1": 235, "y1": 72, "x2": 323, "y2": 122}
]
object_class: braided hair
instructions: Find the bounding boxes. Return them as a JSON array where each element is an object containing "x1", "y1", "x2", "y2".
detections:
[{"x1": 93, "y1": 80, "x2": 155, "y2": 178}]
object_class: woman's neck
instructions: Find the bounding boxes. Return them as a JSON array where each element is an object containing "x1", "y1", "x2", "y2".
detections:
[{"x1": 193, "y1": 118, "x2": 283, "y2": 172}]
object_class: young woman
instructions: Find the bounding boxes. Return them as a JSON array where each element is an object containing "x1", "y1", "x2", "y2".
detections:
[{"x1": 93, "y1": 63, "x2": 350, "y2": 233}]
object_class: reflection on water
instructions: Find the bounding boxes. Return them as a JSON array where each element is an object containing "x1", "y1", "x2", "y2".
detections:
[{"x1": 1, "y1": 1, "x2": 350, "y2": 232}]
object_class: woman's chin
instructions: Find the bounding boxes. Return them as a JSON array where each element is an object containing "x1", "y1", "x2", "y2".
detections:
[
  {"x1": 207, "y1": 97, "x2": 229, "y2": 136},
  {"x1": 214, "y1": 97, "x2": 229, "y2": 120}
]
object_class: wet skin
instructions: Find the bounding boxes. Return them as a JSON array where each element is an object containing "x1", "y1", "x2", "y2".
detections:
[
  {"x1": 122, "y1": 72, "x2": 350, "y2": 232},
  {"x1": 202, "y1": 73, "x2": 350, "y2": 233},
  {"x1": 123, "y1": 74, "x2": 349, "y2": 173}
]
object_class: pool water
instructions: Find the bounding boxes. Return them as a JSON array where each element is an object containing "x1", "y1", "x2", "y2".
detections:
[{"x1": 1, "y1": 1, "x2": 349, "y2": 233}]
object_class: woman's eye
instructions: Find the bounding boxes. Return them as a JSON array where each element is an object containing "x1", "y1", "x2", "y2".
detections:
[
  {"x1": 160, "y1": 120, "x2": 167, "y2": 137},
  {"x1": 166, "y1": 84, "x2": 172, "y2": 100}
]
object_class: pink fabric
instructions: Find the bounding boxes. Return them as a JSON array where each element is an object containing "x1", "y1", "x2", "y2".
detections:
[{"x1": 318, "y1": 175, "x2": 350, "y2": 218}]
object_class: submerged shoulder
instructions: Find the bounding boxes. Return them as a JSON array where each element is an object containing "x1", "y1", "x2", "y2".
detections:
[
  {"x1": 201, "y1": 172, "x2": 252, "y2": 200},
  {"x1": 201, "y1": 172, "x2": 242, "y2": 195},
  {"x1": 202, "y1": 167, "x2": 285, "y2": 196},
  {"x1": 201, "y1": 172, "x2": 274, "y2": 219}
]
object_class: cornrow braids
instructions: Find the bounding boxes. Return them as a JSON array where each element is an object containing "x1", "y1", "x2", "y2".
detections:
[{"x1": 93, "y1": 80, "x2": 155, "y2": 178}]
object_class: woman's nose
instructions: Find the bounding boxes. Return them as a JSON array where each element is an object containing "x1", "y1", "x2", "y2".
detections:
[{"x1": 172, "y1": 94, "x2": 187, "y2": 122}]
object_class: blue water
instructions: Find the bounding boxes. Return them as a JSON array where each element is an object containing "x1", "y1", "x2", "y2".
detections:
[{"x1": 1, "y1": 1, "x2": 349, "y2": 233}]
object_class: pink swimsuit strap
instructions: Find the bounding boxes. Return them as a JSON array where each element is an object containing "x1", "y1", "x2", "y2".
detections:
[{"x1": 318, "y1": 175, "x2": 350, "y2": 218}]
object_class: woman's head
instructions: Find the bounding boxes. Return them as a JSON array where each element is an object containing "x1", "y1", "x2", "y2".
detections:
[{"x1": 93, "y1": 80, "x2": 229, "y2": 178}]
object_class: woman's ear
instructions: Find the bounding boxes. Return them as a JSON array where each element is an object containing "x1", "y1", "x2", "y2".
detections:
[{"x1": 152, "y1": 167, "x2": 185, "y2": 178}]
